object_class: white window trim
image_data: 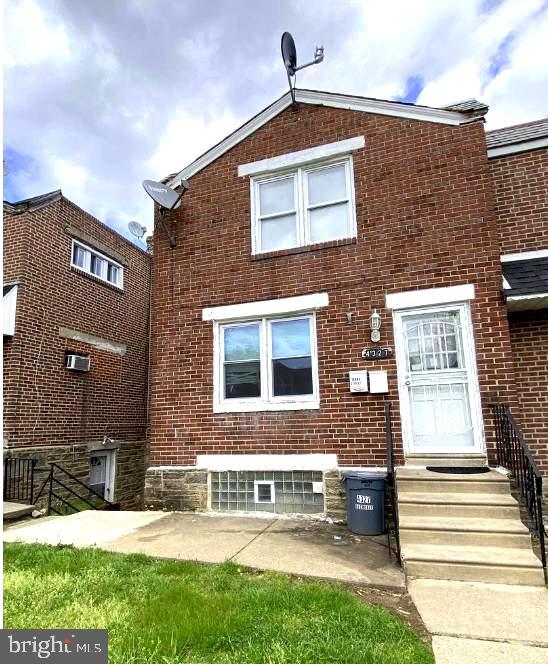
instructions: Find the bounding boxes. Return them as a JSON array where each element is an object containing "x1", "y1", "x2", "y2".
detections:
[
  {"x1": 254, "y1": 480, "x2": 275, "y2": 504},
  {"x1": 238, "y1": 136, "x2": 365, "y2": 177},
  {"x1": 250, "y1": 156, "x2": 357, "y2": 255},
  {"x1": 70, "y1": 239, "x2": 124, "y2": 289},
  {"x1": 203, "y1": 292, "x2": 328, "y2": 322},
  {"x1": 386, "y1": 284, "x2": 475, "y2": 310},
  {"x1": 213, "y1": 312, "x2": 320, "y2": 413},
  {"x1": 500, "y1": 249, "x2": 548, "y2": 262},
  {"x1": 3, "y1": 284, "x2": 18, "y2": 336}
]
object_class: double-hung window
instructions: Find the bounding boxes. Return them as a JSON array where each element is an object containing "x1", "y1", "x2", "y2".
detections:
[
  {"x1": 217, "y1": 314, "x2": 319, "y2": 412},
  {"x1": 252, "y1": 158, "x2": 356, "y2": 254},
  {"x1": 71, "y1": 239, "x2": 124, "y2": 289}
]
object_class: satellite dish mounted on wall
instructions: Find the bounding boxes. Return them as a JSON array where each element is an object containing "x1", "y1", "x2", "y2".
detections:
[
  {"x1": 128, "y1": 221, "x2": 147, "y2": 239},
  {"x1": 281, "y1": 32, "x2": 324, "y2": 111},
  {"x1": 142, "y1": 179, "x2": 189, "y2": 249}
]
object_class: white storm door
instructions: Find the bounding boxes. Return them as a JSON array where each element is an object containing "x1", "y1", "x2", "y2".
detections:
[
  {"x1": 394, "y1": 304, "x2": 484, "y2": 454},
  {"x1": 89, "y1": 451, "x2": 115, "y2": 500}
]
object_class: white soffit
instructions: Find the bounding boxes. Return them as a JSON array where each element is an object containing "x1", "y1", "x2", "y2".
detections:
[
  {"x1": 238, "y1": 136, "x2": 365, "y2": 177},
  {"x1": 196, "y1": 454, "x2": 338, "y2": 471},
  {"x1": 386, "y1": 284, "x2": 475, "y2": 310},
  {"x1": 203, "y1": 292, "x2": 329, "y2": 321},
  {"x1": 488, "y1": 137, "x2": 548, "y2": 159},
  {"x1": 506, "y1": 293, "x2": 548, "y2": 311},
  {"x1": 167, "y1": 90, "x2": 470, "y2": 188},
  {"x1": 501, "y1": 249, "x2": 548, "y2": 262}
]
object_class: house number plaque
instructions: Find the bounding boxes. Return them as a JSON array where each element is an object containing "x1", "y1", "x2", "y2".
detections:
[{"x1": 362, "y1": 347, "x2": 393, "y2": 360}]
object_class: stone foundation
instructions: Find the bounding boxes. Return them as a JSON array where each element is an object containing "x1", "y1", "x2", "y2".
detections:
[
  {"x1": 4, "y1": 440, "x2": 147, "y2": 510},
  {"x1": 144, "y1": 467, "x2": 208, "y2": 511}
]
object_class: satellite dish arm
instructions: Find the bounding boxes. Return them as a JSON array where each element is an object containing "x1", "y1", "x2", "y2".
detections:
[{"x1": 293, "y1": 45, "x2": 324, "y2": 72}]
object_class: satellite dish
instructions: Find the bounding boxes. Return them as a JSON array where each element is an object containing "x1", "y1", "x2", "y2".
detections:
[
  {"x1": 128, "y1": 221, "x2": 147, "y2": 239},
  {"x1": 281, "y1": 32, "x2": 324, "y2": 110},
  {"x1": 142, "y1": 179, "x2": 183, "y2": 210},
  {"x1": 141, "y1": 178, "x2": 189, "y2": 249}
]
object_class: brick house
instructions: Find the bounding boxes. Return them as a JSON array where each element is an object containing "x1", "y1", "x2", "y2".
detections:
[
  {"x1": 144, "y1": 89, "x2": 547, "y2": 523},
  {"x1": 3, "y1": 190, "x2": 151, "y2": 509}
]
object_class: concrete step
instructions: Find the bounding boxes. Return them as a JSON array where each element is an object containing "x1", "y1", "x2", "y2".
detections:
[
  {"x1": 399, "y1": 516, "x2": 532, "y2": 548},
  {"x1": 3, "y1": 502, "x2": 35, "y2": 520},
  {"x1": 398, "y1": 491, "x2": 521, "y2": 519},
  {"x1": 403, "y1": 544, "x2": 545, "y2": 586},
  {"x1": 396, "y1": 469, "x2": 510, "y2": 495},
  {"x1": 405, "y1": 454, "x2": 487, "y2": 467}
]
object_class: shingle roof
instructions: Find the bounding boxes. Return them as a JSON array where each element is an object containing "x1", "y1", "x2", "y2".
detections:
[
  {"x1": 442, "y1": 99, "x2": 489, "y2": 115},
  {"x1": 503, "y1": 257, "x2": 548, "y2": 297},
  {"x1": 486, "y1": 119, "x2": 548, "y2": 149},
  {"x1": 3, "y1": 189, "x2": 62, "y2": 213}
]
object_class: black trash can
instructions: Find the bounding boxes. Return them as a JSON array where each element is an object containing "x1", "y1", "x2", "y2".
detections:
[{"x1": 342, "y1": 471, "x2": 386, "y2": 535}]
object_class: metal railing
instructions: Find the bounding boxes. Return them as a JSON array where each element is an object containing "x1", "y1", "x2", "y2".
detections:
[
  {"x1": 3, "y1": 457, "x2": 37, "y2": 504},
  {"x1": 491, "y1": 404, "x2": 546, "y2": 584},
  {"x1": 33, "y1": 463, "x2": 120, "y2": 516},
  {"x1": 385, "y1": 403, "x2": 401, "y2": 564}
]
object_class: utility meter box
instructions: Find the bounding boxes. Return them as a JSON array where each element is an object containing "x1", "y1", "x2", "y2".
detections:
[
  {"x1": 349, "y1": 370, "x2": 368, "y2": 393},
  {"x1": 369, "y1": 370, "x2": 388, "y2": 393}
]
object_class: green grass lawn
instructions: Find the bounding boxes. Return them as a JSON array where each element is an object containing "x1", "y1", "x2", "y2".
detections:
[{"x1": 4, "y1": 543, "x2": 433, "y2": 664}]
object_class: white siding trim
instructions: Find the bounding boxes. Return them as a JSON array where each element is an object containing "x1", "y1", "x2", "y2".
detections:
[
  {"x1": 507, "y1": 292, "x2": 548, "y2": 302},
  {"x1": 488, "y1": 137, "x2": 548, "y2": 159},
  {"x1": 386, "y1": 284, "x2": 475, "y2": 310},
  {"x1": 501, "y1": 249, "x2": 548, "y2": 262},
  {"x1": 203, "y1": 292, "x2": 329, "y2": 321},
  {"x1": 238, "y1": 136, "x2": 365, "y2": 177},
  {"x1": 196, "y1": 454, "x2": 338, "y2": 471},
  {"x1": 167, "y1": 90, "x2": 471, "y2": 188},
  {"x1": 3, "y1": 285, "x2": 18, "y2": 336}
]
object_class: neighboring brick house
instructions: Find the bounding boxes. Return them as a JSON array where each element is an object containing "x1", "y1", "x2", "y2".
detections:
[
  {"x1": 488, "y1": 119, "x2": 548, "y2": 479},
  {"x1": 3, "y1": 190, "x2": 151, "y2": 509},
  {"x1": 144, "y1": 89, "x2": 547, "y2": 517}
]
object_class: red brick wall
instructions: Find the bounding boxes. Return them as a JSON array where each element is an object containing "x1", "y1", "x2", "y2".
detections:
[
  {"x1": 489, "y1": 147, "x2": 548, "y2": 253},
  {"x1": 149, "y1": 103, "x2": 516, "y2": 467},
  {"x1": 3, "y1": 197, "x2": 151, "y2": 448},
  {"x1": 508, "y1": 311, "x2": 548, "y2": 473}
]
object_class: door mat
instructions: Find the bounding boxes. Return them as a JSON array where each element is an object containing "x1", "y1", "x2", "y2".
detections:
[{"x1": 426, "y1": 466, "x2": 490, "y2": 474}]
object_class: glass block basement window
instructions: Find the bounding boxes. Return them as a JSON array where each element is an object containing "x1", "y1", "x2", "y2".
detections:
[{"x1": 210, "y1": 471, "x2": 324, "y2": 514}]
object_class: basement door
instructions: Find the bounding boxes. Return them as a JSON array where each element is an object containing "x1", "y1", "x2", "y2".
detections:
[
  {"x1": 89, "y1": 450, "x2": 115, "y2": 501},
  {"x1": 394, "y1": 304, "x2": 484, "y2": 454}
]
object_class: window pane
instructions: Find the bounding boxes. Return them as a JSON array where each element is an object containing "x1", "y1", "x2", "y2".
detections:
[
  {"x1": 259, "y1": 177, "x2": 294, "y2": 216},
  {"x1": 271, "y1": 319, "x2": 310, "y2": 358},
  {"x1": 260, "y1": 214, "x2": 297, "y2": 251},
  {"x1": 91, "y1": 254, "x2": 105, "y2": 277},
  {"x1": 108, "y1": 264, "x2": 119, "y2": 284},
  {"x1": 225, "y1": 361, "x2": 261, "y2": 398},
  {"x1": 224, "y1": 324, "x2": 260, "y2": 361},
  {"x1": 309, "y1": 202, "x2": 349, "y2": 243},
  {"x1": 273, "y1": 357, "x2": 313, "y2": 396},
  {"x1": 307, "y1": 164, "x2": 347, "y2": 206},
  {"x1": 73, "y1": 245, "x2": 86, "y2": 268}
]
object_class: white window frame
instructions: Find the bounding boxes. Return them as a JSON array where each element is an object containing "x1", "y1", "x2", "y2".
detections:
[
  {"x1": 213, "y1": 312, "x2": 320, "y2": 413},
  {"x1": 250, "y1": 156, "x2": 357, "y2": 255},
  {"x1": 254, "y1": 480, "x2": 275, "y2": 504},
  {"x1": 70, "y1": 239, "x2": 124, "y2": 289}
]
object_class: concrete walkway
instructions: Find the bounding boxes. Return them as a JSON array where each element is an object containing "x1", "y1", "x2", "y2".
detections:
[
  {"x1": 4, "y1": 510, "x2": 404, "y2": 588},
  {"x1": 408, "y1": 578, "x2": 548, "y2": 663}
]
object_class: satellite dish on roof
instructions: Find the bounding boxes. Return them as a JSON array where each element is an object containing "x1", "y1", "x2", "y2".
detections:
[
  {"x1": 141, "y1": 178, "x2": 189, "y2": 250},
  {"x1": 281, "y1": 32, "x2": 324, "y2": 111},
  {"x1": 128, "y1": 221, "x2": 147, "y2": 239}
]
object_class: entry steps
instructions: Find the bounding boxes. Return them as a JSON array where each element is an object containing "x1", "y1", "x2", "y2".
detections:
[{"x1": 397, "y1": 467, "x2": 545, "y2": 586}]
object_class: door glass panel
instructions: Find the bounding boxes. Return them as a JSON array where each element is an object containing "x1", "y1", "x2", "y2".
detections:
[
  {"x1": 403, "y1": 311, "x2": 464, "y2": 372},
  {"x1": 89, "y1": 454, "x2": 106, "y2": 498}
]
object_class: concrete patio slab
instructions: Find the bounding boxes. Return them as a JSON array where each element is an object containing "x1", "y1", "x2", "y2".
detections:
[
  {"x1": 3, "y1": 502, "x2": 34, "y2": 520},
  {"x1": 105, "y1": 512, "x2": 273, "y2": 564},
  {"x1": 232, "y1": 517, "x2": 405, "y2": 588},
  {"x1": 408, "y1": 578, "x2": 548, "y2": 645},
  {"x1": 432, "y1": 636, "x2": 548, "y2": 664},
  {"x1": 3, "y1": 510, "x2": 168, "y2": 547}
]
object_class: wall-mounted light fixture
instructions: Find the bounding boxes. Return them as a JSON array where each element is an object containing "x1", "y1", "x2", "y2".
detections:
[
  {"x1": 346, "y1": 312, "x2": 355, "y2": 324},
  {"x1": 370, "y1": 309, "x2": 381, "y2": 342}
]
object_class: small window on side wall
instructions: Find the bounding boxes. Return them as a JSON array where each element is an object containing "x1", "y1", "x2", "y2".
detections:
[
  {"x1": 252, "y1": 157, "x2": 356, "y2": 254},
  {"x1": 71, "y1": 239, "x2": 123, "y2": 289}
]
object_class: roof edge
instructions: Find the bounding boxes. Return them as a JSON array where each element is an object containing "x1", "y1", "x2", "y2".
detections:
[{"x1": 3, "y1": 189, "x2": 62, "y2": 213}]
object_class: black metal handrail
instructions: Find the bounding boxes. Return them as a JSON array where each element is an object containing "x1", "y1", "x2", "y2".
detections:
[
  {"x1": 385, "y1": 403, "x2": 401, "y2": 564},
  {"x1": 33, "y1": 462, "x2": 119, "y2": 516},
  {"x1": 3, "y1": 457, "x2": 37, "y2": 504},
  {"x1": 491, "y1": 404, "x2": 546, "y2": 584}
]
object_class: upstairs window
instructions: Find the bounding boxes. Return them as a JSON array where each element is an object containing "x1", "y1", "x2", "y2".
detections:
[
  {"x1": 252, "y1": 158, "x2": 356, "y2": 254},
  {"x1": 71, "y1": 240, "x2": 123, "y2": 289}
]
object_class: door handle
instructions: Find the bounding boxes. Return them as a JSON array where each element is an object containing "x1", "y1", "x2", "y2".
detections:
[{"x1": 405, "y1": 380, "x2": 411, "y2": 386}]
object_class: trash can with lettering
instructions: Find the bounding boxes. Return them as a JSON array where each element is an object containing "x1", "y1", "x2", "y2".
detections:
[{"x1": 342, "y1": 471, "x2": 386, "y2": 535}]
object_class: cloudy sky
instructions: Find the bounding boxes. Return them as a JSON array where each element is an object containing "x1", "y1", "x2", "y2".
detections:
[{"x1": 4, "y1": 0, "x2": 548, "y2": 244}]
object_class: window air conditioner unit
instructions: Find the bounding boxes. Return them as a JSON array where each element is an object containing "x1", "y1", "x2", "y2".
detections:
[{"x1": 65, "y1": 354, "x2": 90, "y2": 372}]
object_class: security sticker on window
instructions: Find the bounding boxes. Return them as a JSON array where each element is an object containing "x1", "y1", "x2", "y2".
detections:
[
  {"x1": 0, "y1": 629, "x2": 107, "y2": 663},
  {"x1": 349, "y1": 370, "x2": 368, "y2": 393}
]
